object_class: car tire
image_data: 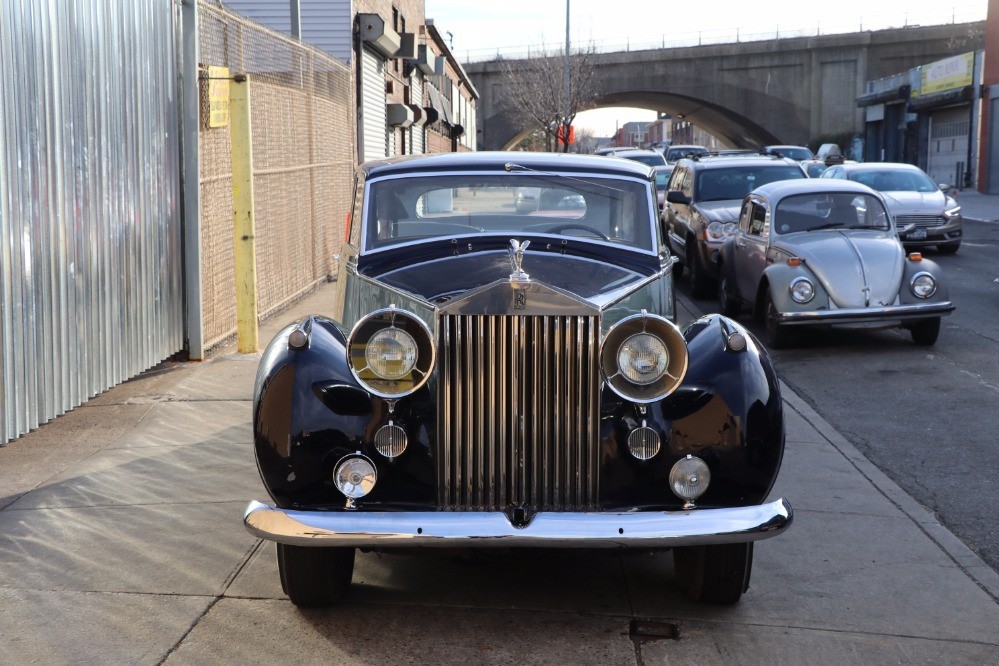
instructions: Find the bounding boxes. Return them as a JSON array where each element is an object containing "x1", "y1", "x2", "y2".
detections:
[
  {"x1": 936, "y1": 241, "x2": 960, "y2": 254},
  {"x1": 910, "y1": 317, "x2": 941, "y2": 346},
  {"x1": 718, "y1": 274, "x2": 740, "y2": 316},
  {"x1": 686, "y1": 238, "x2": 714, "y2": 299},
  {"x1": 761, "y1": 289, "x2": 790, "y2": 349},
  {"x1": 277, "y1": 544, "x2": 355, "y2": 607},
  {"x1": 673, "y1": 542, "x2": 753, "y2": 605}
]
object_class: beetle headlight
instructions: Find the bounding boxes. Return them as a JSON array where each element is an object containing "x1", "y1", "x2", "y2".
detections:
[
  {"x1": 347, "y1": 307, "x2": 434, "y2": 398},
  {"x1": 910, "y1": 272, "x2": 937, "y2": 299},
  {"x1": 602, "y1": 311, "x2": 688, "y2": 403},
  {"x1": 789, "y1": 277, "x2": 815, "y2": 304}
]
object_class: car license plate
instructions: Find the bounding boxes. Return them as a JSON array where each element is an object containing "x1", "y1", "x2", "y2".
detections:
[{"x1": 907, "y1": 228, "x2": 927, "y2": 240}]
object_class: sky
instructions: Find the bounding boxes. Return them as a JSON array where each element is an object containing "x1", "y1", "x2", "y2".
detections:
[{"x1": 425, "y1": 0, "x2": 988, "y2": 137}]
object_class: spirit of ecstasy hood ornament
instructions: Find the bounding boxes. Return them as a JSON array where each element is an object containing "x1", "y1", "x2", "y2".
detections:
[{"x1": 508, "y1": 239, "x2": 531, "y2": 283}]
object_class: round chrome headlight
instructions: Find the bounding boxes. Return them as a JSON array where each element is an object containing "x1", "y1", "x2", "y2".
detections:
[
  {"x1": 617, "y1": 333, "x2": 669, "y2": 385},
  {"x1": 601, "y1": 312, "x2": 688, "y2": 403},
  {"x1": 347, "y1": 307, "x2": 435, "y2": 398},
  {"x1": 333, "y1": 454, "x2": 377, "y2": 499},
  {"x1": 789, "y1": 277, "x2": 815, "y2": 304},
  {"x1": 706, "y1": 221, "x2": 725, "y2": 240},
  {"x1": 669, "y1": 455, "x2": 711, "y2": 503},
  {"x1": 910, "y1": 272, "x2": 937, "y2": 299}
]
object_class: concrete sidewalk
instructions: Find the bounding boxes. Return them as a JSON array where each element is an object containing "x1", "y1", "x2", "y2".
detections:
[
  {"x1": 958, "y1": 190, "x2": 999, "y2": 223},
  {"x1": 0, "y1": 282, "x2": 996, "y2": 664}
]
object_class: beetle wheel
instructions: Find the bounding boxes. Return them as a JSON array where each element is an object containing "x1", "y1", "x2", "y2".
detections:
[
  {"x1": 673, "y1": 543, "x2": 753, "y2": 605},
  {"x1": 277, "y1": 544, "x2": 355, "y2": 607},
  {"x1": 718, "y1": 274, "x2": 740, "y2": 316},
  {"x1": 910, "y1": 317, "x2": 941, "y2": 346},
  {"x1": 761, "y1": 289, "x2": 790, "y2": 349}
]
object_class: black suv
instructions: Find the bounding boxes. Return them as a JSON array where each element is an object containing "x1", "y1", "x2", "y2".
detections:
[{"x1": 663, "y1": 155, "x2": 806, "y2": 297}]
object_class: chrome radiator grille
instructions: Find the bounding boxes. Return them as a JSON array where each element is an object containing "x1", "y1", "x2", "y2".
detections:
[
  {"x1": 896, "y1": 214, "x2": 945, "y2": 227},
  {"x1": 437, "y1": 314, "x2": 601, "y2": 511}
]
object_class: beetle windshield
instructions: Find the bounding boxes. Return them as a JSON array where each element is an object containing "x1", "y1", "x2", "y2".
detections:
[
  {"x1": 773, "y1": 192, "x2": 891, "y2": 234},
  {"x1": 364, "y1": 174, "x2": 656, "y2": 252}
]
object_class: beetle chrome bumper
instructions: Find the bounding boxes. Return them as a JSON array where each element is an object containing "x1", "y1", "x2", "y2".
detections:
[
  {"x1": 242, "y1": 498, "x2": 793, "y2": 548},
  {"x1": 777, "y1": 301, "x2": 954, "y2": 326}
]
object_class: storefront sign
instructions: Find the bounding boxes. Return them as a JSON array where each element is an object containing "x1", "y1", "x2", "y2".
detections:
[{"x1": 921, "y1": 53, "x2": 974, "y2": 96}]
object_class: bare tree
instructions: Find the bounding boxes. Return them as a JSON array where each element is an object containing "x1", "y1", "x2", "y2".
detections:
[{"x1": 502, "y1": 44, "x2": 599, "y2": 153}]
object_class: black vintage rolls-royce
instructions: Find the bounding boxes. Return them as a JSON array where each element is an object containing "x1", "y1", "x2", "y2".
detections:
[{"x1": 243, "y1": 152, "x2": 792, "y2": 607}]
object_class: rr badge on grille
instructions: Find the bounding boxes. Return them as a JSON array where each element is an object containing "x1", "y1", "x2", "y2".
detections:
[{"x1": 514, "y1": 290, "x2": 527, "y2": 309}]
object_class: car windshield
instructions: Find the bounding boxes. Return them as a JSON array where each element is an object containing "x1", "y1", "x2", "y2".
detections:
[
  {"x1": 847, "y1": 169, "x2": 937, "y2": 193},
  {"x1": 365, "y1": 174, "x2": 656, "y2": 252},
  {"x1": 666, "y1": 147, "x2": 707, "y2": 161},
  {"x1": 654, "y1": 170, "x2": 671, "y2": 189},
  {"x1": 770, "y1": 147, "x2": 813, "y2": 160},
  {"x1": 773, "y1": 192, "x2": 891, "y2": 234},
  {"x1": 621, "y1": 153, "x2": 667, "y2": 166},
  {"x1": 696, "y1": 165, "x2": 805, "y2": 202}
]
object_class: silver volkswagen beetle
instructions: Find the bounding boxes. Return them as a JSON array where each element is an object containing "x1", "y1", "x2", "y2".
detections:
[{"x1": 716, "y1": 180, "x2": 955, "y2": 348}]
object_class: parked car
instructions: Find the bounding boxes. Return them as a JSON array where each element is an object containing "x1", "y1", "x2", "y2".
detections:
[
  {"x1": 514, "y1": 186, "x2": 540, "y2": 213},
  {"x1": 763, "y1": 145, "x2": 814, "y2": 161},
  {"x1": 664, "y1": 144, "x2": 708, "y2": 164},
  {"x1": 243, "y1": 152, "x2": 793, "y2": 608},
  {"x1": 663, "y1": 155, "x2": 807, "y2": 297},
  {"x1": 717, "y1": 179, "x2": 954, "y2": 348},
  {"x1": 610, "y1": 148, "x2": 668, "y2": 167},
  {"x1": 820, "y1": 162, "x2": 963, "y2": 253},
  {"x1": 654, "y1": 164, "x2": 673, "y2": 209}
]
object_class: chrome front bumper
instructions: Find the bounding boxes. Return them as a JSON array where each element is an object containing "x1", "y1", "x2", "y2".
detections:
[
  {"x1": 242, "y1": 498, "x2": 793, "y2": 548},
  {"x1": 778, "y1": 301, "x2": 954, "y2": 326}
]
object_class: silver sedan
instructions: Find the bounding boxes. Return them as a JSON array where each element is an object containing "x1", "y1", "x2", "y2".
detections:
[{"x1": 716, "y1": 180, "x2": 955, "y2": 348}]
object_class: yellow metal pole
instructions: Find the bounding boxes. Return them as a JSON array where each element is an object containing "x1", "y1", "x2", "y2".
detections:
[{"x1": 230, "y1": 74, "x2": 259, "y2": 353}]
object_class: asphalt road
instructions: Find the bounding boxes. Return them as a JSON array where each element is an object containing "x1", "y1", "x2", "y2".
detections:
[{"x1": 679, "y1": 218, "x2": 999, "y2": 572}]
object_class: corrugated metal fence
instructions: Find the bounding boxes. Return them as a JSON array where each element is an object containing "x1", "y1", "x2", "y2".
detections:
[
  {"x1": 0, "y1": 1, "x2": 184, "y2": 444},
  {"x1": 197, "y1": 3, "x2": 354, "y2": 353}
]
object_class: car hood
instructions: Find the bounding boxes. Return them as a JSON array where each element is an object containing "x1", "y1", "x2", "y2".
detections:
[
  {"x1": 776, "y1": 231, "x2": 903, "y2": 308},
  {"x1": 373, "y1": 251, "x2": 649, "y2": 308},
  {"x1": 694, "y1": 200, "x2": 741, "y2": 223},
  {"x1": 880, "y1": 190, "x2": 946, "y2": 215}
]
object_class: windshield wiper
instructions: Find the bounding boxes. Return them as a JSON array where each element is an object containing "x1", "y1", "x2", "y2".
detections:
[{"x1": 807, "y1": 222, "x2": 845, "y2": 231}]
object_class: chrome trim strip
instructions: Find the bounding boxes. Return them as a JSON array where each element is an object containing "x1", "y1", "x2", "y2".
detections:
[
  {"x1": 778, "y1": 301, "x2": 955, "y2": 325},
  {"x1": 243, "y1": 498, "x2": 794, "y2": 548}
]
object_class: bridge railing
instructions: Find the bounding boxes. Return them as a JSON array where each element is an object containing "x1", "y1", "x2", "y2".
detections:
[{"x1": 459, "y1": 6, "x2": 986, "y2": 63}]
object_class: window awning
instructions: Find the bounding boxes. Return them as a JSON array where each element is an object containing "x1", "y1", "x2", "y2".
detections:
[
  {"x1": 426, "y1": 85, "x2": 453, "y2": 125},
  {"x1": 856, "y1": 85, "x2": 910, "y2": 107},
  {"x1": 907, "y1": 85, "x2": 973, "y2": 112}
]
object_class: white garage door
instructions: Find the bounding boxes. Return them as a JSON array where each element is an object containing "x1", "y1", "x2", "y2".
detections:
[
  {"x1": 361, "y1": 47, "x2": 387, "y2": 162},
  {"x1": 926, "y1": 106, "x2": 969, "y2": 186}
]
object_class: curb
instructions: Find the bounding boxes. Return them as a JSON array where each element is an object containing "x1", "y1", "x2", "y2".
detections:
[{"x1": 780, "y1": 383, "x2": 999, "y2": 602}]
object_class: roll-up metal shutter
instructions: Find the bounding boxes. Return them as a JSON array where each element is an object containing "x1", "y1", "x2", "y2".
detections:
[
  {"x1": 361, "y1": 47, "x2": 387, "y2": 162},
  {"x1": 926, "y1": 106, "x2": 970, "y2": 186},
  {"x1": 411, "y1": 74, "x2": 425, "y2": 154}
]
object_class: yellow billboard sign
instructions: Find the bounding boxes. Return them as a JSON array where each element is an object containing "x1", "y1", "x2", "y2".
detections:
[
  {"x1": 208, "y1": 66, "x2": 230, "y2": 128},
  {"x1": 921, "y1": 52, "x2": 974, "y2": 96}
]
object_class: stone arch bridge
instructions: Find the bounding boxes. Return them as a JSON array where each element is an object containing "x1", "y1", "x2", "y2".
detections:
[{"x1": 465, "y1": 23, "x2": 984, "y2": 150}]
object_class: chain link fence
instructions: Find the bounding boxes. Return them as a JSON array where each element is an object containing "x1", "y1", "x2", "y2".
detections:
[{"x1": 198, "y1": 1, "x2": 354, "y2": 353}]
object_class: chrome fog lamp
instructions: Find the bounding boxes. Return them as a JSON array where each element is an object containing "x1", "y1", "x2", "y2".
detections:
[
  {"x1": 669, "y1": 455, "x2": 711, "y2": 508},
  {"x1": 706, "y1": 221, "x2": 725, "y2": 240},
  {"x1": 789, "y1": 277, "x2": 815, "y2": 304},
  {"x1": 601, "y1": 311, "x2": 688, "y2": 403},
  {"x1": 910, "y1": 272, "x2": 937, "y2": 299},
  {"x1": 627, "y1": 424, "x2": 661, "y2": 460},
  {"x1": 333, "y1": 453, "x2": 377, "y2": 499},
  {"x1": 374, "y1": 422, "x2": 408, "y2": 459},
  {"x1": 347, "y1": 306, "x2": 435, "y2": 398},
  {"x1": 722, "y1": 222, "x2": 737, "y2": 237}
]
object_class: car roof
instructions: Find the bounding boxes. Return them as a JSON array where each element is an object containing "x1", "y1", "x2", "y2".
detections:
[
  {"x1": 359, "y1": 151, "x2": 654, "y2": 179},
  {"x1": 676, "y1": 155, "x2": 801, "y2": 170},
  {"x1": 751, "y1": 178, "x2": 878, "y2": 201},
  {"x1": 667, "y1": 144, "x2": 706, "y2": 150},
  {"x1": 834, "y1": 162, "x2": 922, "y2": 172}
]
